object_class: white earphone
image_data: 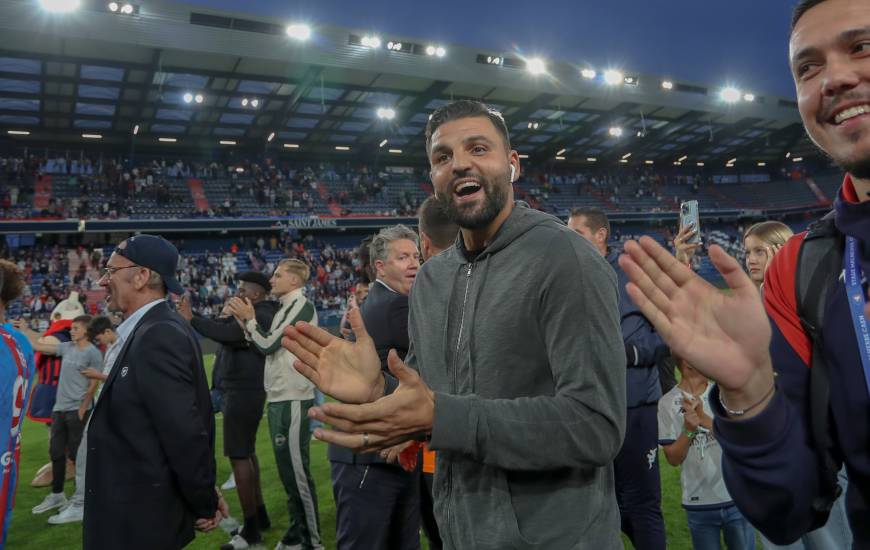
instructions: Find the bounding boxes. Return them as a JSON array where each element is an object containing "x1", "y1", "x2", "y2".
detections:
[{"x1": 510, "y1": 165, "x2": 516, "y2": 182}]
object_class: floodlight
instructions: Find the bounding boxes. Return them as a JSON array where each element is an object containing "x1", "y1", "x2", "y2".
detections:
[
  {"x1": 82, "y1": 133, "x2": 102, "y2": 139},
  {"x1": 518, "y1": 154, "x2": 529, "y2": 159},
  {"x1": 792, "y1": 156, "x2": 803, "y2": 162},
  {"x1": 720, "y1": 87, "x2": 741, "y2": 104},
  {"x1": 379, "y1": 139, "x2": 388, "y2": 148},
  {"x1": 757, "y1": 162, "x2": 766, "y2": 167},
  {"x1": 586, "y1": 157, "x2": 597, "y2": 162},
  {"x1": 267, "y1": 132, "x2": 275, "y2": 142},
  {"x1": 526, "y1": 58, "x2": 547, "y2": 76},
  {"x1": 219, "y1": 140, "x2": 236, "y2": 145},
  {"x1": 486, "y1": 56, "x2": 502, "y2": 65},
  {"x1": 555, "y1": 156, "x2": 565, "y2": 161},
  {"x1": 608, "y1": 126, "x2": 623, "y2": 138},
  {"x1": 158, "y1": 137, "x2": 177, "y2": 143},
  {"x1": 376, "y1": 107, "x2": 396, "y2": 120},
  {"x1": 727, "y1": 157, "x2": 737, "y2": 164},
  {"x1": 388, "y1": 149, "x2": 402, "y2": 154},
  {"x1": 39, "y1": 0, "x2": 80, "y2": 13},
  {"x1": 183, "y1": 93, "x2": 194, "y2": 104},
  {"x1": 603, "y1": 70, "x2": 623, "y2": 86},
  {"x1": 283, "y1": 143, "x2": 299, "y2": 149},
  {"x1": 743, "y1": 93, "x2": 755, "y2": 102},
  {"x1": 435, "y1": 47, "x2": 446, "y2": 57},
  {"x1": 251, "y1": 99, "x2": 259, "y2": 108},
  {"x1": 241, "y1": 98, "x2": 249, "y2": 107},
  {"x1": 645, "y1": 160, "x2": 654, "y2": 165},
  {"x1": 661, "y1": 80, "x2": 674, "y2": 90},
  {"x1": 678, "y1": 155, "x2": 688, "y2": 162},
  {"x1": 426, "y1": 46, "x2": 436, "y2": 56},
  {"x1": 120, "y1": 3, "x2": 132, "y2": 14},
  {"x1": 361, "y1": 35, "x2": 382, "y2": 49},
  {"x1": 556, "y1": 148, "x2": 566, "y2": 156},
  {"x1": 386, "y1": 41, "x2": 403, "y2": 51},
  {"x1": 194, "y1": 94, "x2": 204, "y2": 104},
  {"x1": 7, "y1": 130, "x2": 30, "y2": 135},
  {"x1": 696, "y1": 162, "x2": 705, "y2": 167},
  {"x1": 581, "y1": 69, "x2": 596, "y2": 80},
  {"x1": 133, "y1": 124, "x2": 139, "y2": 135},
  {"x1": 286, "y1": 24, "x2": 311, "y2": 41},
  {"x1": 622, "y1": 152, "x2": 632, "y2": 159},
  {"x1": 335, "y1": 146, "x2": 350, "y2": 151},
  {"x1": 108, "y1": 2, "x2": 118, "y2": 11}
]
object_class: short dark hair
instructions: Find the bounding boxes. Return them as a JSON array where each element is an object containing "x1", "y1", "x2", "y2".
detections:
[
  {"x1": 569, "y1": 207, "x2": 611, "y2": 239},
  {"x1": 87, "y1": 316, "x2": 114, "y2": 340},
  {"x1": 425, "y1": 100, "x2": 511, "y2": 153},
  {"x1": 418, "y1": 196, "x2": 459, "y2": 249},
  {"x1": 0, "y1": 260, "x2": 25, "y2": 305},
  {"x1": 72, "y1": 314, "x2": 93, "y2": 327},
  {"x1": 792, "y1": 0, "x2": 827, "y2": 31}
]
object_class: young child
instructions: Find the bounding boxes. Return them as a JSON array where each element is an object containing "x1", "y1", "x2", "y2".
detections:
[{"x1": 658, "y1": 353, "x2": 755, "y2": 550}]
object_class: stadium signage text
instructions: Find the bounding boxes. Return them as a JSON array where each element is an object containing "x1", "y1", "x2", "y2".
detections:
[{"x1": 285, "y1": 218, "x2": 339, "y2": 229}]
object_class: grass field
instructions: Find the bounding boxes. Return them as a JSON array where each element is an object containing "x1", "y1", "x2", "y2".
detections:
[{"x1": 6, "y1": 356, "x2": 756, "y2": 549}]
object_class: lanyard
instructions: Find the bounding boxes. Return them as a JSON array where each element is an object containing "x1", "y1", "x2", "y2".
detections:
[{"x1": 843, "y1": 236, "x2": 870, "y2": 398}]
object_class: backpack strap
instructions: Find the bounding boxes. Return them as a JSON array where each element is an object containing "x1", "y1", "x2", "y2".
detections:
[{"x1": 794, "y1": 210, "x2": 844, "y2": 525}]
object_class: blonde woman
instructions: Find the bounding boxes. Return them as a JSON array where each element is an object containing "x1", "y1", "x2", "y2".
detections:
[{"x1": 742, "y1": 221, "x2": 793, "y2": 288}]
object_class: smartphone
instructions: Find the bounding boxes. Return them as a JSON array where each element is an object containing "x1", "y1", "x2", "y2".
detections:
[{"x1": 679, "y1": 200, "x2": 700, "y2": 244}]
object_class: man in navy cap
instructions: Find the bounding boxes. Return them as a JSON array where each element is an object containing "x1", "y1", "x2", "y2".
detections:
[
  {"x1": 179, "y1": 271, "x2": 279, "y2": 550},
  {"x1": 84, "y1": 234, "x2": 227, "y2": 550}
]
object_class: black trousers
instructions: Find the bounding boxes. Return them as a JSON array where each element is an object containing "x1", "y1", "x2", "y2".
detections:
[
  {"x1": 614, "y1": 403, "x2": 666, "y2": 550},
  {"x1": 50, "y1": 410, "x2": 86, "y2": 493},
  {"x1": 330, "y1": 462, "x2": 421, "y2": 550}
]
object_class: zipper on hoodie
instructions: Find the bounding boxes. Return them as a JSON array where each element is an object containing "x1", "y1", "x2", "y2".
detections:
[{"x1": 446, "y1": 262, "x2": 473, "y2": 546}]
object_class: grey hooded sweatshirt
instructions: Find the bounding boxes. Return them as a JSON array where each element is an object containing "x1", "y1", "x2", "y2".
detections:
[{"x1": 402, "y1": 203, "x2": 627, "y2": 549}]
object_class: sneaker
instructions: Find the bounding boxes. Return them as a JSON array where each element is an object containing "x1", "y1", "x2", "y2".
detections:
[
  {"x1": 47, "y1": 503, "x2": 83, "y2": 524},
  {"x1": 273, "y1": 544, "x2": 302, "y2": 550},
  {"x1": 220, "y1": 533, "x2": 264, "y2": 550},
  {"x1": 221, "y1": 473, "x2": 236, "y2": 491},
  {"x1": 32, "y1": 493, "x2": 67, "y2": 514}
]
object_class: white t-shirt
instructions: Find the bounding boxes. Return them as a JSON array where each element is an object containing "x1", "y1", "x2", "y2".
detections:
[{"x1": 657, "y1": 383, "x2": 733, "y2": 509}]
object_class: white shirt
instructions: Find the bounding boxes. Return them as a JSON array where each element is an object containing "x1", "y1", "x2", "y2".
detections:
[
  {"x1": 116, "y1": 298, "x2": 165, "y2": 343},
  {"x1": 657, "y1": 383, "x2": 733, "y2": 509}
]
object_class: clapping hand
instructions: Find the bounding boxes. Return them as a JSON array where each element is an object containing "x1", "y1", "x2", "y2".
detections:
[
  {"x1": 226, "y1": 297, "x2": 255, "y2": 323},
  {"x1": 283, "y1": 305, "x2": 385, "y2": 405},
  {"x1": 619, "y1": 237, "x2": 776, "y2": 418}
]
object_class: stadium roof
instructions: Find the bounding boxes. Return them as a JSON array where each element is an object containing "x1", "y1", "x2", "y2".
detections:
[{"x1": 0, "y1": 0, "x2": 820, "y2": 166}]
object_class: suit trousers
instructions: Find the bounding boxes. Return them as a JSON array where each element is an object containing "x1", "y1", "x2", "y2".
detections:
[{"x1": 330, "y1": 461, "x2": 421, "y2": 550}]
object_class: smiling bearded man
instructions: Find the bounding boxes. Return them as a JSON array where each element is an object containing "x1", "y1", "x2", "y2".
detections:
[{"x1": 283, "y1": 99, "x2": 627, "y2": 549}]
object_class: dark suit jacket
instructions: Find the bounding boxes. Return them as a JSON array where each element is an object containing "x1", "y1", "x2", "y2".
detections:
[
  {"x1": 328, "y1": 281, "x2": 410, "y2": 465},
  {"x1": 83, "y1": 301, "x2": 217, "y2": 550}
]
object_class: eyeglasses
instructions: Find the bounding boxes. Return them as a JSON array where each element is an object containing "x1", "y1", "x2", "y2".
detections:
[{"x1": 99, "y1": 265, "x2": 138, "y2": 279}]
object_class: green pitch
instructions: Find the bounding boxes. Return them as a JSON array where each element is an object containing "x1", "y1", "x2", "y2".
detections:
[{"x1": 7, "y1": 355, "x2": 755, "y2": 549}]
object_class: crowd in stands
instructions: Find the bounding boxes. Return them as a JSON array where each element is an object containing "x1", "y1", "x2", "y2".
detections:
[
  {"x1": 2, "y1": 233, "x2": 365, "y2": 330},
  {"x1": 0, "y1": 152, "x2": 839, "y2": 222}
]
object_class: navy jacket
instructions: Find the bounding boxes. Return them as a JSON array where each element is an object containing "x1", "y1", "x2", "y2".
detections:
[
  {"x1": 607, "y1": 248, "x2": 665, "y2": 407},
  {"x1": 328, "y1": 281, "x2": 409, "y2": 465},
  {"x1": 84, "y1": 301, "x2": 217, "y2": 550},
  {"x1": 713, "y1": 175, "x2": 869, "y2": 545}
]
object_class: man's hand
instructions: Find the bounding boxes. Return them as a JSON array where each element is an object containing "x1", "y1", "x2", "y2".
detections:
[
  {"x1": 284, "y1": 305, "x2": 384, "y2": 404},
  {"x1": 176, "y1": 293, "x2": 193, "y2": 321},
  {"x1": 619, "y1": 237, "x2": 775, "y2": 418},
  {"x1": 194, "y1": 490, "x2": 229, "y2": 532},
  {"x1": 227, "y1": 297, "x2": 255, "y2": 323},
  {"x1": 81, "y1": 367, "x2": 107, "y2": 381},
  {"x1": 77, "y1": 402, "x2": 89, "y2": 421},
  {"x1": 308, "y1": 349, "x2": 435, "y2": 452}
]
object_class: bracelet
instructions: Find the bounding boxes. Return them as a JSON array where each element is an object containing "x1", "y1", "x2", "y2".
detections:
[
  {"x1": 719, "y1": 382, "x2": 776, "y2": 417},
  {"x1": 682, "y1": 427, "x2": 696, "y2": 439}
]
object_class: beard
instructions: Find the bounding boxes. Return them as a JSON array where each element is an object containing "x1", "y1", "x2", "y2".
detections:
[{"x1": 439, "y1": 172, "x2": 510, "y2": 230}]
